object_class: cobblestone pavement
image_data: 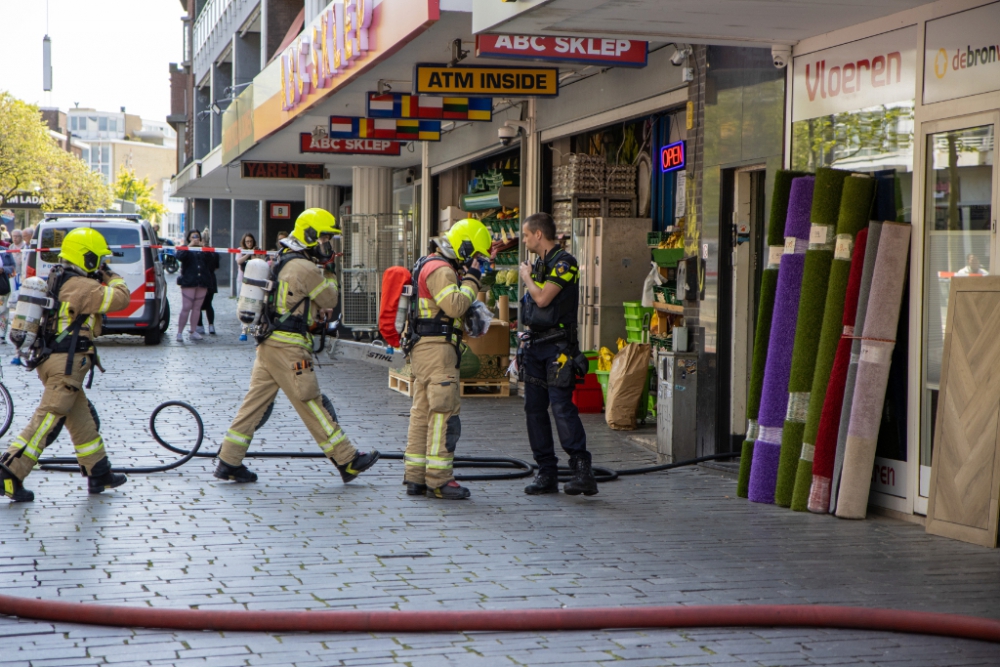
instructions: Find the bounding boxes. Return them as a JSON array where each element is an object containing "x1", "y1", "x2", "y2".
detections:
[{"x1": 2, "y1": 279, "x2": 1000, "y2": 666}]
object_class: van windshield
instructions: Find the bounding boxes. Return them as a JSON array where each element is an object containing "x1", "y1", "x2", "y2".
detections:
[{"x1": 40, "y1": 225, "x2": 142, "y2": 265}]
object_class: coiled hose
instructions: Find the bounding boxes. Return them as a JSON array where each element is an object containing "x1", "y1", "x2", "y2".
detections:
[{"x1": 35, "y1": 400, "x2": 738, "y2": 482}]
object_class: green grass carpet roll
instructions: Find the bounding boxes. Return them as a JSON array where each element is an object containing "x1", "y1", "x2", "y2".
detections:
[
  {"x1": 773, "y1": 168, "x2": 852, "y2": 507},
  {"x1": 788, "y1": 175, "x2": 876, "y2": 511},
  {"x1": 737, "y1": 170, "x2": 807, "y2": 498},
  {"x1": 835, "y1": 221, "x2": 911, "y2": 519}
]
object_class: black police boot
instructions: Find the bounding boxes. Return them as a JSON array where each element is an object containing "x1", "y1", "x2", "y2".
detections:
[
  {"x1": 563, "y1": 456, "x2": 598, "y2": 496},
  {"x1": 426, "y1": 480, "x2": 471, "y2": 500},
  {"x1": 524, "y1": 470, "x2": 559, "y2": 495},
  {"x1": 214, "y1": 460, "x2": 258, "y2": 483},
  {"x1": 336, "y1": 450, "x2": 380, "y2": 483},
  {"x1": 0, "y1": 459, "x2": 33, "y2": 503},
  {"x1": 87, "y1": 458, "x2": 128, "y2": 495},
  {"x1": 404, "y1": 481, "x2": 428, "y2": 496}
]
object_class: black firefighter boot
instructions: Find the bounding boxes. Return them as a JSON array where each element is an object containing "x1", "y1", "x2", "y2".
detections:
[
  {"x1": 87, "y1": 457, "x2": 128, "y2": 495},
  {"x1": 524, "y1": 469, "x2": 559, "y2": 495},
  {"x1": 214, "y1": 460, "x2": 259, "y2": 483},
  {"x1": 426, "y1": 480, "x2": 471, "y2": 500},
  {"x1": 0, "y1": 456, "x2": 33, "y2": 502},
  {"x1": 404, "y1": 481, "x2": 428, "y2": 496},
  {"x1": 336, "y1": 450, "x2": 381, "y2": 483},
  {"x1": 563, "y1": 455, "x2": 599, "y2": 496}
]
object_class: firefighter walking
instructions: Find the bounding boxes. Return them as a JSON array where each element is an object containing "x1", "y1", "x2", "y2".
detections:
[
  {"x1": 216, "y1": 208, "x2": 380, "y2": 484},
  {"x1": 402, "y1": 219, "x2": 491, "y2": 500},
  {"x1": 0, "y1": 228, "x2": 131, "y2": 502}
]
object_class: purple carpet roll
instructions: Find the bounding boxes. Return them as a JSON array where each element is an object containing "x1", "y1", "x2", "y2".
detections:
[{"x1": 748, "y1": 176, "x2": 814, "y2": 503}]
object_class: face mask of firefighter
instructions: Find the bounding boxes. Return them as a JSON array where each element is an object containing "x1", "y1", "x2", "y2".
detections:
[
  {"x1": 237, "y1": 258, "x2": 274, "y2": 332},
  {"x1": 9, "y1": 277, "x2": 55, "y2": 366}
]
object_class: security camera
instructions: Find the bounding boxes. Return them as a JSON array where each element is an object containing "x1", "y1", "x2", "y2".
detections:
[
  {"x1": 670, "y1": 44, "x2": 693, "y2": 67},
  {"x1": 771, "y1": 44, "x2": 791, "y2": 69},
  {"x1": 498, "y1": 120, "x2": 528, "y2": 147}
]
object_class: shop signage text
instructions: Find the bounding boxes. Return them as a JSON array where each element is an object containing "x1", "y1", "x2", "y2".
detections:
[
  {"x1": 660, "y1": 141, "x2": 685, "y2": 173},
  {"x1": 329, "y1": 116, "x2": 442, "y2": 142},
  {"x1": 300, "y1": 133, "x2": 402, "y2": 155},
  {"x1": 366, "y1": 92, "x2": 493, "y2": 121},
  {"x1": 414, "y1": 64, "x2": 558, "y2": 97},
  {"x1": 475, "y1": 34, "x2": 647, "y2": 67},
  {"x1": 924, "y1": 2, "x2": 1000, "y2": 104},
  {"x1": 3, "y1": 192, "x2": 46, "y2": 208},
  {"x1": 241, "y1": 161, "x2": 327, "y2": 180},
  {"x1": 279, "y1": 0, "x2": 373, "y2": 113},
  {"x1": 792, "y1": 26, "x2": 916, "y2": 122},
  {"x1": 870, "y1": 457, "x2": 908, "y2": 499}
]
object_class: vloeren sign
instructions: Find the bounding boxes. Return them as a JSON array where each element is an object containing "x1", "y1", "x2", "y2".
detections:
[{"x1": 414, "y1": 63, "x2": 558, "y2": 97}]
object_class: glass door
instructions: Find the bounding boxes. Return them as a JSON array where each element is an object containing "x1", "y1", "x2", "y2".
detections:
[{"x1": 919, "y1": 113, "x2": 999, "y2": 514}]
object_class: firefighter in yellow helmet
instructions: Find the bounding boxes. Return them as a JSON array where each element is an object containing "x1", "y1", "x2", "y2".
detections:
[
  {"x1": 0, "y1": 227, "x2": 131, "y2": 502},
  {"x1": 401, "y1": 218, "x2": 491, "y2": 500},
  {"x1": 216, "y1": 208, "x2": 380, "y2": 483}
]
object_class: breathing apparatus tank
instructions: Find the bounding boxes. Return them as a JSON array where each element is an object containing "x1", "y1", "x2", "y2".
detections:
[
  {"x1": 9, "y1": 277, "x2": 53, "y2": 355},
  {"x1": 395, "y1": 285, "x2": 412, "y2": 334},
  {"x1": 237, "y1": 258, "x2": 274, "y2": 325}
]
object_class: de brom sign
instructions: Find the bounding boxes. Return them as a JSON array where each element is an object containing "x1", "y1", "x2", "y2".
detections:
[
  {"x1": 792, "y1": 26, "x2": 916, "y2": 122},
  {"x1": 923, "y1": 2, "x2": 1000, "y2": 104}
]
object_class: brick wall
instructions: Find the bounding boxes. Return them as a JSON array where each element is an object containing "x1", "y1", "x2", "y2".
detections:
[{"x1": 266, "y1": 0, "x2": 304, "y2": 63}]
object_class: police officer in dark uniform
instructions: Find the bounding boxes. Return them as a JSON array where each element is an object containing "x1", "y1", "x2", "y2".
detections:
[{"x1": 517, "y1": 212, "x2": 597, "y2": 497}]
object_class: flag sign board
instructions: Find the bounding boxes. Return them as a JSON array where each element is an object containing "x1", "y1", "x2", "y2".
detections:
[
  {"x1": 366, "y1": 92, "x2": 493, "y2": 121},
  {"x1": 328, "y1": 116, "x2": 442, "y2": 142},
  {"x1": 300, "y1": 133, "x2": 402, "y2": 155},
  {"x1": 242, "y1": 161, "x2": 327, "y2": 180},
  {"x1": 414, "y1": 64, "x2": 558, "y2": 97},
  {"x1": 476, "y1": 35, "x2": 647, "y2": 67}
]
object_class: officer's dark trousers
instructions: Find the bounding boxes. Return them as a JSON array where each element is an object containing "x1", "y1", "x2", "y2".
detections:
[{"x1": 522, "y1": 341, "x2": 590, "y2": 475}]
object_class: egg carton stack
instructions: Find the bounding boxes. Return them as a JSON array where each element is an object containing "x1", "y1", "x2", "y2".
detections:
[
  {"x1": 608, "y1": 200, "x2": 633, "y2": 217},
  {"x1": 559, "y1": 154, "x2": 606, "y2": 195},
  {"x1": 605, "y1": 164, "x2": 637, "y2": 196},
  {"x1": 553, "y1": 201, "x2": 574, "y2": 238}
]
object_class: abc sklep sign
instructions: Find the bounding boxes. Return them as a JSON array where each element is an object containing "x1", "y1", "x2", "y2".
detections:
[{"x1": 924, "y1": 3, "x2": 1000, "y2": 104}]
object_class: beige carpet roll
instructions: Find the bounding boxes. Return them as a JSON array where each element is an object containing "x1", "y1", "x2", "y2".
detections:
[{"x1": 834, "y1": 222, "x2": 911, "y2": 519}]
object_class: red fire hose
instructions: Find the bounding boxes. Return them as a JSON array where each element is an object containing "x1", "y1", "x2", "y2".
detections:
[{"x1": 2, "y1": 595, "x2": 999, "y2": 642}]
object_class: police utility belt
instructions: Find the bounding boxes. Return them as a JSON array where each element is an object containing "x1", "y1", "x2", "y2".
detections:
[{"x1": 518, "y1": 299, "x2": 587, "y2": 390}]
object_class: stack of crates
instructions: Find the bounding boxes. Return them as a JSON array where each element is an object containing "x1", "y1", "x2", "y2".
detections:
[{"x1": 623, "y1": 301, "x2": 654, "y2": 343}]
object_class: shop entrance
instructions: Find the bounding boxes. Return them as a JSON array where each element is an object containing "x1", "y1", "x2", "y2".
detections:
[
  {"x1": 919, "y1": 112, "x2": 999, "y2": 515},
  {"x1": 718, "y1": 166, "x2": 767, "y2": 454}
]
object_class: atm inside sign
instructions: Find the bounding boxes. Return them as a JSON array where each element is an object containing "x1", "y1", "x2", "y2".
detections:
[{"x1": 414, "y1": 64, "x2": 558, "y2": 97}]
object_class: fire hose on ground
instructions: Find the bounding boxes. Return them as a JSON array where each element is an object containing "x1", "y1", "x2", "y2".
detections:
[
  {"x1": 14, "y1": 403, "x2": 1000, "y2": 642},
  {"x1": 33, "y1": 400, "x2": 741, "y2": 481}
]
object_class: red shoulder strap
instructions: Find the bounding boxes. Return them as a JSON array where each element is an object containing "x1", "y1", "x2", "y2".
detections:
[{"x1": 417, "y1": 258, "x2": 452, "y2": 299}]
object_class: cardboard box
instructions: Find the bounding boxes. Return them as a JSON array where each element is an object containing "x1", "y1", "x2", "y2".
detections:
[{"x1": 465, "y1": 319, "x2": 510, "y2": 356}]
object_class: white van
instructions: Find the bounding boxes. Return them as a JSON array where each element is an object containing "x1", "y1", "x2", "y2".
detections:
[{"x1": 28, "y1": 213, "x2": 170, "y2": 345}]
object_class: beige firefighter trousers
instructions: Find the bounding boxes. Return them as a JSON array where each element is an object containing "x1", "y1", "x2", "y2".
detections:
[
  {"x1": 220, "y1": 340, "x2": 357, "y2": 467},
  {"x1": 2, "y1": 353, "x2": 105, "y2": 480},
  {"x1": 404, "y1": 342, "x2": 461, "y2": 489}
]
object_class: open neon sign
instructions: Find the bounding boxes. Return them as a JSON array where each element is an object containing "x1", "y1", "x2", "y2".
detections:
[{"x1": 660, "y1": 141, "x2": 685, "y2": 173}]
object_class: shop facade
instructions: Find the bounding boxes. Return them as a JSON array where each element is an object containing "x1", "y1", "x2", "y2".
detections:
[{"x1": 785, "y1": 0, "x2": 1000, "y2": 517}]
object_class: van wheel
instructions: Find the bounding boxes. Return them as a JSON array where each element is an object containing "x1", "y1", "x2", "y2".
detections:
[{"x1": 144, "y1": 327, "x2": 163, "y2": 346}]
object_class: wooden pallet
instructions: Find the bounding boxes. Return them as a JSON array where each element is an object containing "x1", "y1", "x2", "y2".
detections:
[
  {"x1": 388, "y1": 370, "x2": 511, "y2": 399},
  {"x1": 388, "y1": 370, "x2": 415, "y2": 397}
]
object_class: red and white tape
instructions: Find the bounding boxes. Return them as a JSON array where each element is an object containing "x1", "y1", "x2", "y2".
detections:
[{"x1": 0, "y1": 245, "x2": 275, "y2": 255}]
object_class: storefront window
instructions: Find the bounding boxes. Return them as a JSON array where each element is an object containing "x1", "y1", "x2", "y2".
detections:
[
  {"x1": 791, "y1": 102, "x2": 915, "y2": 221},
  {"x1": 921, "y1": 124, "x2": 995, "y2": 494}
]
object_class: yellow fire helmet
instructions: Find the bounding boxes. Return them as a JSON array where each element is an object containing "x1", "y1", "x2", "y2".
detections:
[
  {"x1": 291, "y1": 208, "x2": 340, "y2": 247},
  {"x1": 442, "y1": 218, "x2": 492, "y2": 262},
  {"x1": 59, "y1": 227, "x2": 112, "y2": 274}
]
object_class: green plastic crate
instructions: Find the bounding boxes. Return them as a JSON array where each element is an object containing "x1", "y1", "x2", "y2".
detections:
[
  {"x1": 651, "y1": 248, "x2": 684, "y2": 268},
  {"x1": 623, "y1": 302, "x2": 654, "y2": 319}
]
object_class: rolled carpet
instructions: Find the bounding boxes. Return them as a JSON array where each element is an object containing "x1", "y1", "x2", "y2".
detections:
[
  {"x1": 737, "y1": 170, "x2": 808, "y2": 498},
  {"x1": 787, "y1": 175, "x2": 876, "y2": 511},
  {"x1": 748, "y1": 176, "x2": 814, "y2": 504},
  {"x1": 790, "y1": 227, "x2": 869, "y2": 511},
  {"x1": 835, "y1": 221, "x2": 911, "y2": 519},
  {"x1": 772, "y1": 168, "x2": 853, "y2": 507},
  {"x1": 807, "y1": 224, "x2": 881, "y2": 513}
]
